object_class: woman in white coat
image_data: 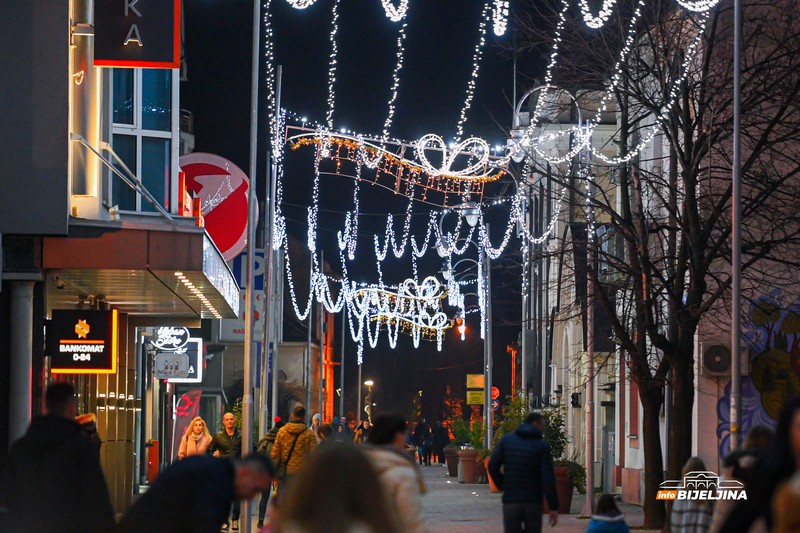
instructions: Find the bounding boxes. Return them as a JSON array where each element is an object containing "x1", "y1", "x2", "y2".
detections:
[{"x1": 364, "y1": 414, "x2": 428, "y2": 533}]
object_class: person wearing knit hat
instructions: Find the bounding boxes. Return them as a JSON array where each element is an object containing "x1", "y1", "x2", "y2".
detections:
[{"x1": 312, "y1": 413, "x2": 322, "y2": 443}]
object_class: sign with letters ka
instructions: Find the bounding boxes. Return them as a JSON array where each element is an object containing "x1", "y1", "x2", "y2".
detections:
[
  {"x1": 95, "y1": 0, "x2": 181, "y2": 68},
  {"x1": 49, "y1": 310, "x2": 118, "y2": 374}
]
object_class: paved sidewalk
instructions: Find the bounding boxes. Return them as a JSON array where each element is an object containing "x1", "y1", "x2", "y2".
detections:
[{"x1": 421, "y1": 463, "x2": 655, "y2": 533}]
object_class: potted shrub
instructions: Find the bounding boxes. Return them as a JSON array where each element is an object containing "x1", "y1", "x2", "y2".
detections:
[
  {"x1": 446, "y1": 418, "x2": 470, "y2": 478},
  {"x1": 458, "y1": 419, "x2": 483, "y2": 483},
  {"x1": 541, "y1": 406, "x2": 587, "y2": 514}
]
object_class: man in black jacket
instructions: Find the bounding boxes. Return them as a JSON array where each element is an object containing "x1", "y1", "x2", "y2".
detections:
[
  {"x1": 209, "y1": 412, "x2": 243, "y2": 531},
  {"x1": 120, "y1": 454, "x2": 274, "y2": 533},
  {"x1": 8, "y1": 382, "x2": 115, "y2": 533},
  {"x1": 488, "y1": 412, "x2": 559, "y2": 533}
]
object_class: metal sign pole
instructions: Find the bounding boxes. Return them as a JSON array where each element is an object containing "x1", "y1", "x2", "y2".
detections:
[
  {"x1": 730, "y1": 0, "x2": 743, "y2": 453},
  {"x1": 241, "y1": 1, "x2": 261, "y2": 529},
  {"x1": 265, "y1": 65, "x2": 282, "y2": 431}
]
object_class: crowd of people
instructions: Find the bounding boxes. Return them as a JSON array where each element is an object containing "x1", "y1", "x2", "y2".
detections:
[{"x1": 9, "y1": 381, "x2": 800, "y2": 533}]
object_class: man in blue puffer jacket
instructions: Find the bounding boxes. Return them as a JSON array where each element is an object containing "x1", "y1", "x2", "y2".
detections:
[{"x1": 488, "y1": 412, "x2": 559, "y2": 533}]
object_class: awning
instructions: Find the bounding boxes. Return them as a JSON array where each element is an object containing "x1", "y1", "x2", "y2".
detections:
[{"x1": 43, "y1": 220, "x2": 239, "y2": 318}]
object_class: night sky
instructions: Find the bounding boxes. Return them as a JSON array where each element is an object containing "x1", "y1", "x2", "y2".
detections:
[{"x1": 182, "y1": 0, "x2": 542, "y2": 421}]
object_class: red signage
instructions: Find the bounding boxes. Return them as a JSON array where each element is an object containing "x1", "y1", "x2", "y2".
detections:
[
  {"x1": 491, "y1": 386, "x2": 500, "y2": 400},
  {"x1": 179, "y1": 153, "x2": 256, "y2": 261}
]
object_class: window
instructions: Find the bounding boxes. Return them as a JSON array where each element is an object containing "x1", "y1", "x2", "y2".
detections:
[{"x1": 110, "y1": 68, "x2": 178, "y2": 213}]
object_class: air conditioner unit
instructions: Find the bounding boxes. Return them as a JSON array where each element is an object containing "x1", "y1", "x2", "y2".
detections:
[{"x1": 700, "y1": 342, "x2": 749, "y2": 377}]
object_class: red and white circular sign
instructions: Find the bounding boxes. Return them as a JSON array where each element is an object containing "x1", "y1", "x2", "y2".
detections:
[{"x1": 179, "y1": 153, "x2": 257, "y2": 261}]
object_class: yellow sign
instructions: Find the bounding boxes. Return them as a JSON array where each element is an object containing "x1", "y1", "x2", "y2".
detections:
[
  {"x1": 466, "y1": 391, "x2": 485, "y2": 405},
  {"x1": 466, "y1": 374, "x2": 485, "y2": 389}
]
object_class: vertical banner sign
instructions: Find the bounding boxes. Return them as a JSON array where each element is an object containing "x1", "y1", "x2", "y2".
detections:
[
  {"x1": 49, "y1": 310, "x2": 119, "y2": 374},
  {"x1": 95, "y1": 0, "x2": 181, "y2": 68}
]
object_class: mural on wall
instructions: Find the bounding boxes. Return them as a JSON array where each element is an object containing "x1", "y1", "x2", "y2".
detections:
[{"x1": 717, "y1": 291, "x2": 800, "y2": 457}]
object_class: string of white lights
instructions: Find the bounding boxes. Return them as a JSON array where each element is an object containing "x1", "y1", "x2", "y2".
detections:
[
  {"x1": 590, "y1": 9, "x2": 709, "y2": 164},
  {"x1": 674, "y1": 0, "x2": 721, "y2": 12},
  {"x1": 590, "y1": 0, "x2": 644, "y2": 125},
  {"x1": 578, "y1": 0, "x2": 619, "y2": 29},
  {"x1": 381, "y1": 0, "x2": 409, "y2": 21},
  {"x1": 325, "y1": 0, "x2": 341, "y2": 131},
  {"x1": 380, "y1": 18, "x2": 408, "y2": 144},
  {"x1": 286, "y1": 0, "x2": 317, "y2": 8},
  {"x1": 493, "y1": 0, "x2": 510, "y2": 36},
  {"x1": 454, "y1": 0, "x2": 492, "y2": 141}
]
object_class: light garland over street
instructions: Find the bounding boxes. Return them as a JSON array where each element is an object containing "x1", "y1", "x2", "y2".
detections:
[{"x1": 264, "y1": 0, "x2": 724, "y2": 358}]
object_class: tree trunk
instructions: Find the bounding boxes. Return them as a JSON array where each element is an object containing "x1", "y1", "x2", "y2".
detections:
[
  {"x1": 668, "y1": 358, "x2": 694, "y2": 483},
  {"x1": 640, "y1": 386, "x2": 666, "y2": 529}
]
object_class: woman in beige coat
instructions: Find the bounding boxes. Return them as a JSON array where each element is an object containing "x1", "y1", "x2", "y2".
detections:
[
  {"x1": 364, "y1": 414, "x2": 427, "y2": 533},
  {"x1": 178, "y1": 416, "x2": 213, "y2": 459},
  {"x1": 278, "y1": 443, "x2": 401, "y2": 533}
]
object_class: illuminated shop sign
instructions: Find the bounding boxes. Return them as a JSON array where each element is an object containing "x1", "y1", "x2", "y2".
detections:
[
  {"x1": 95, "y1": 0, "x2": 181, "y2": 68},
  {"x1": 151, "y1": 327, "x2": 191, "y2": 352},
  {"x1": 166, "y1": 338, "x2": 204, "y2": 383},
  {"x1": 148, "y1": 328, "x2": 203, "y2": 382},
  {"x1": 49, "y1": 310, "x2": 118, "y2": 374}
]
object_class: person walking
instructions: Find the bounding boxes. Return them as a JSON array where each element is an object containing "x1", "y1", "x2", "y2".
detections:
[
  {"x1": 271, "y1": 405, "x2": 318, "y2": 490},
  {"x1": 587, "y1": 494, "x2": 631, "y2": 533},
  {"x1": 179, "y1": 416, "x2": 213, "y2": 459},
  {"x1": 413, "y1": 419, "x2": 431, "y2": 466},
  {"x1": 335, "y1": 416, "x2": 353, "y2": 442},
  {"x1": 353, "y1": 420, "x2": 371, "y2": 445},
  {"x1": 488, "y1": 412, "x2": 558, "y2": 533},
  {"x1": 432, "y1": 421, "x2": 450, "y2": 464},
  {"x1": 724, "y1": 397, "x2": 800, "y2": 532},
  {"x1": 7, "y1": 382, "x2": 116, "y2": 533},
  {"x1": 709, "y1": 425, "x2": 773, "y2": 533},
  {"x1": 119, "y1": 454, "x2": 274, "y2": 533},
  {"x1": 256, "y1": 417, "x2": 285, "y2": 529},
  {"x1": 210, "y1": 412, "x2": 243, "y2": 531},
  {"x1": 671, "y1": 457, "x2": 713, "y2": 533},
  {"x1": 311, "y1": 413, "x2": 322, "y2": 442},
  {"x1": 277, "y1": 443, "x2": 403, "y2": 533},
  {"x1": 364, "y1": 413, "x2": 427, "y2": 533}
]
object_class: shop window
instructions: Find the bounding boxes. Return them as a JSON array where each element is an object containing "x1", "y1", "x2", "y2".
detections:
[{"x1": 110, "y1": 68, "x2": 178, "y2": 213}]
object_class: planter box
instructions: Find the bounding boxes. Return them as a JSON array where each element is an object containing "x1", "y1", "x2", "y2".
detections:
[
  {"x1": 444, "y1": 447, "x2": 459, "y2": 477},
  {"x1": 554, "y1": 466, "x2": 574, "y2": 514},
  {"x1": 458, "y1": 449, "x2": 480, "y2": 484}
]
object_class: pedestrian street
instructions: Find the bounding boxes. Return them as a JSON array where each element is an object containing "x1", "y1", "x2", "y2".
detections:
[{"x1": 420, "y1": 465, "x2": 656, "y2": 533}]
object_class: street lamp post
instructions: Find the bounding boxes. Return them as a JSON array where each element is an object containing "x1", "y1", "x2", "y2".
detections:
[
  {"x1": 339, "y1": 310, "x2": 346, "y2": 420},
  {"x1": 356, "y1": 363, "x2": 363, "y2": 427},
  {"x1": 483, "y1": 228, "x2": 494, "y2": 449},
  {"x1": 363, "y1": 380, "x2": 374, "y2": 424}
]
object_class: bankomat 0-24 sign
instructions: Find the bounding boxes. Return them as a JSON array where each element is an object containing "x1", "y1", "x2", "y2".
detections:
[{"x1": 48, "y1": 310, "x2": 119, "y2": 374}]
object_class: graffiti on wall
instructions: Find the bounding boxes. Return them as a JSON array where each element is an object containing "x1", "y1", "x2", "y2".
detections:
[{"x1": 717, "y1": 291, "x2": 800, "y2": 457}]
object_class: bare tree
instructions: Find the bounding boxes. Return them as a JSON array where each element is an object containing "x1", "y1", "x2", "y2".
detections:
[{"x1": 516, "y1": 0, "x2": 800, "y2": 527}]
